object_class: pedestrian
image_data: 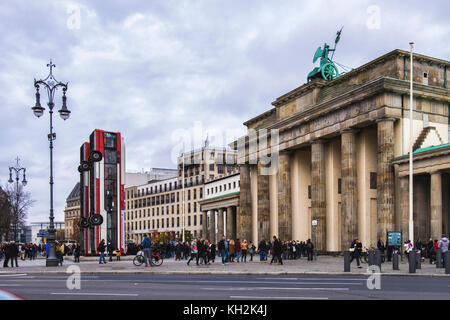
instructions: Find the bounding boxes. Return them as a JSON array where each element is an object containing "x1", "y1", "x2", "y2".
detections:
[
  {"x1": 175, "y1": 241, "x2": 183, "y2": 261},
  {"x1": 439, "y1": 234, "x2": 449, "y2": 267},
  {"x1": 426, "y1": 238, "x2": 434, "y2": 264},
  {"x1": 74, "y1": 243, "x2": 81, "y2": 263},
  {"x1": 229, "y1": 240, "x2": 235, "y2": 262},
  {"x1": 270, "y1": 236, "x2": 283, "y2": 265},
  {"x1": 141, "y1": 234, "x2": 153, "y2": 267},
  {"x1": 349, "y1": 238, "x2": 362, "y2": 268},
  {"x1": 3, "y1": 242, "x2": 10, "y2": 267},
  {"x1": 404, "y1": 240, "x2": 413, "y2": 260},
  {"x1": 235, "y1": 239, "x2": 242, "y2": 263},
  {"x1": 218, "y1": 236, "x2": 228, "y2": 265},
  {"x1": 108, "y1": 242, "x2": 115, "y2": 262},
  {"x1": 97, "y1": 239, "x2": 107, "y2": 264},
  {"x1": 249, "y1": 241, "x2": 256, "y2": 261},
  {"x1": 258, "y1": 238, "x2": 267, "y2": 262},
  {"x1": 187, "y1": 239, "x2": 198, "y2": 266},
  {"x1": 306, "y1": 239, "x2": 314, "y2": 261},
  {"x1": 210, "y1": 242, "x2": 216, "y2": 263},
  {"x1": 241, "y1": 240, "x2": 248, "y2": 262},
  {"x1": 10, "y1": 242, "x2": 19, "y2": 267}
]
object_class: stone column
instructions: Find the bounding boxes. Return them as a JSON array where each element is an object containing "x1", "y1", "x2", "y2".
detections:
[
  {"x1": 430, "y1": 172, "x2": 443, "y2": 240},
  {"x1": 209, "y1": 210, "x2": 216, "y2": 243},
  {"x1": 311, "y1": 139, "x2": 326, "y2": 251},
  {"x1": 258, "y1": 164, "x2": 270, "y2": 241},
  {"x1": 232, "y1": 206, "x2": 238, "y2": 239},
  {"x1": 217, "y1": 208, "x2": 224, "y2": 239},
  {"x1": 238, "y1": 164, "x2": 252, "y2": 242},
  {"x1": 341, "y1": 129, "x2": 358, "y2": 249},
  {"x1": 269, "y1": 174, "x2": 278, "y2": 238},
  {"x1": 202, "y1": 210, "x2": 208, "y2": 238},
  {"x1": 278, "y1": 152, "x2": 292, "y2": 241},
  {"x1": 251, "y1": 165, "x2": 259, "y2": 245},
  {"x1": 290, "y1": 150, "x2": 300, "y2": 241},
  {"x1": 377, "y1": 118, "x2": 396, "y2": 241}
]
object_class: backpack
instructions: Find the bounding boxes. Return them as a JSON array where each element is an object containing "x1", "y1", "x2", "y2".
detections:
[{"x1": 307, "y1": 242, "x2": 313, "y2": 249}]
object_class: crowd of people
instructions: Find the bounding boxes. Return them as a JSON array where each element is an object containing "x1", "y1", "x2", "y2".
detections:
[{"x1": 129, "y1": 235, "x2": 317, "y2": 267}]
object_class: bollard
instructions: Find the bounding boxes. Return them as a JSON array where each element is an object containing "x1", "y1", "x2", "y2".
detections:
[
  {"x1": 392, "y1": 251, "x2": 399, "y2": 270},
  {"x1": 408, "y1": 250, "x2": 416, "y2": 273},
  {"x1": 375, "y1": 249, "x2": 382, "y2": 272},
  {"x1": 416, "y1": 250, "x2": 421, "y2": 269},
  {"x1": 344, "y1": 251, "x2": 350, "y2": 272},
  {"x1": 436, "y1": 248, "x2": 443, "y2": 268},
  {"x1": 368, "y1": 250, "x2": 375, "y2": 266},
  {"x1": 446, "y1": 252, "x2": 450, "y2": 275}
]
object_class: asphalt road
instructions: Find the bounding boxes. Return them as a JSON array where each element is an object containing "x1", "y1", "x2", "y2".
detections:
[{"x1": 1, "y1": 273, "x2": 450, "y2": 300}]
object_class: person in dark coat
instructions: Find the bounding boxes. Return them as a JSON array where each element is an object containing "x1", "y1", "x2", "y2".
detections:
[
  {"x1": 107, "y1": 242, "x2": 115, "y2": 262},
  {"x1": 10, "y1": 242, "x2": 19, "y2": 267},
  {"x1": 350, "y1": 238, "x2": 362, "y2": 268},
  {"x1": 3, "y1": 242, "x2": 11, "y2": 267},
  {"x1": 306, "y1": 239, "x2": 314, "y2": 261},
  {"x1": 270, "y1": 236, "x2": 283, "y2": 265}
]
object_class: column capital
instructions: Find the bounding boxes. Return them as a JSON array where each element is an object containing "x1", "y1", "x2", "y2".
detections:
[
  {"x1": 310, "y1": 137, "x2": 326, "y2": 145},
  {"x1": 376, "y1": 117, "x2": 397, "y2": 124},
  {"x1": 340, "y1": 127, "x2": 358, "y2": 135},
  {"x1": 430, "y1": 170, "x2": 442, "y2": 176}
]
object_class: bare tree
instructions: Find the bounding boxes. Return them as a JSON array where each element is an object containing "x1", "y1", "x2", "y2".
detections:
[{"x1": 3, "y1": 183, "x2": 35, "y2": 241}]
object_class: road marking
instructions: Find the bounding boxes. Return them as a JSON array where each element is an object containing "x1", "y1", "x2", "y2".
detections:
[
  {"x1": 0, "y1": 284, "x2": 22, "y2": 287},
  {"x1": 51, "y1": 293, "x2": 138, "y2": 297},
  {"x1": 203, "y1": 287, "x2": 349, "y2": 291},
  {"x1": 257, "y1": 277, "x2": 365, "y2": 281},
  {"x1": 0, "y1": 274, "x2": 28, "y2": 277},
  {"x1": 230, "y1": 296, "x2": 328, "y2": 300}
]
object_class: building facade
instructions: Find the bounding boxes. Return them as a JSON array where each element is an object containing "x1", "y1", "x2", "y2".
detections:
[
  {"x1": 64, "y1": 182, "x2": 81, "y2": 240},
  {"x1": 199, "y1": 173, "x2": 240, "y2": 243},
  {"x1": 124, "y1": 147, "x2": 239, "y2": 243},
  {"x1": 234, "y1": 49, "x2": 450, "y2": 252}
]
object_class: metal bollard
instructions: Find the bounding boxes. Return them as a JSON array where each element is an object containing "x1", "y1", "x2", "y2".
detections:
[
  {"x1": 344, "y1": 251, "x2": 350, "y2": 272},
  {"x1": 392, "y1": 251, "x2": 399, "y2": 270},
  {"x1": 446, "y1": 252, "x2": 450, "y2": 275},
  {"x1": 416, "y1": 250, "x2": 421, "y2": 269},
  {"x1": 408, "y1": 250, "x2": 416, "y2": 273},
  {"x1": 436, "y1": 248, "x2": 443, "y2": 268},
  {"x1": 368, "y1": 250, "x2": 375, "y2": 266},
  {"x1": 375, "y1": 249, "x2": 382, "y2": 272}
]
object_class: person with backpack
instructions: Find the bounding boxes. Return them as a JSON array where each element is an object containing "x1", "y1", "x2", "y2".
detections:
[
  {"x1": 439, "y1": 235, "x2": 449, "y2": 267},
  {"x1": 97, "y1": 239, "x2": 107, "y2": 264},
  {"x1": 218, "y1": 236, "x2": 228, "y2": 265},
  {"x1": 141, "y1": 234, "x2": 153, "y2": 267},
  {"x1": 258, "y1": 238, "x2": 268, "y2": 262},
  {"x1": 349, "y1": 238, "x2": 362, "y2": 268}
]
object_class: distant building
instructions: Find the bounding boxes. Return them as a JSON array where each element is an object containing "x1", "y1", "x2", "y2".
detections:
[
  {"x1": 64, "y1": 182, "x2": 81, "y2": 240},
  {"x1": 29, "y1": 221, "x2": 65, "y2": 245},
  {"x1": 124, "y1": 146, "x2": 239, "y2": 243}
]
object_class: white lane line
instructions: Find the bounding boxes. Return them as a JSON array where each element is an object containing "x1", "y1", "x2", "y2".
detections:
[
  {"x1": 203, "y1": 287, "x2": 349, "y2": 291},
  {"x1": 230, "y1": 296, "x2": 328, "y2": 300},
  {"x1": 0, "y1": 274, "x2": 28, "y2": 277},
  {"x1": 51, "y1": 293, "x2": 138, "y2": 297},
  {"x1": 257, "y1": 277, "x2": 365, "y2": 281},
  {"x1": 0, "y1": 284, "x2": 22, "y2": 287}
]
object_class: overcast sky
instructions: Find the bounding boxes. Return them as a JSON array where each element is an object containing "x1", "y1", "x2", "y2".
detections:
[{"x1": 0, "y1": 0, "x2": 448, "y2": 224}]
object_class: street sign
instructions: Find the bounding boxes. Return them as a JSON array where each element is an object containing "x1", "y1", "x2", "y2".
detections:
[
  {"x1": 312, "y1": 220, "x2": 318, "y2": 226},
  {"x1": 387, "y1": 231, "x2": 402, "y2": 247}
]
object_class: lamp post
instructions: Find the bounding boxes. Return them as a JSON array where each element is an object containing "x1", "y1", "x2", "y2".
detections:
[
  {"x1": 409, "y1": 43, "x2": 414, "y2": 246},
  {"x1": 8, "y1": 157, "x2": 27, "y2": 242},
  {"x1": 31, "y1": 60, "x2": 71, "y2": 267}
]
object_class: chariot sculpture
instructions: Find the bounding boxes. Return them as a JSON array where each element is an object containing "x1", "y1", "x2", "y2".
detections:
[{"x1": 307, "y1": 27, "x2": 343, "y2": 82}]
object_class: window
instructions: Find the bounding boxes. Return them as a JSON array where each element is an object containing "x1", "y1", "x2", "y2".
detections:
[
  {"x1": 210, "y1": 152, "x2": 214, "y2": 160},
  {"x1": 338, "y1": 179, "x2": 342, "y2": 194},
  {"x1": 370, "y1": 172, "x2": 377, "y2": 189},
  {"x1": 194, "y1": 215, "x2": 197, "y2": 226},
  {"x1": 209, "y1": 164, "x2": 215, "y2": 171},
  {"x1": 308, "y1": 185, "x2": 311, "y2": 199},
  {"x1": 218, "y1": 165, "x2": 224, "y2": 174}
]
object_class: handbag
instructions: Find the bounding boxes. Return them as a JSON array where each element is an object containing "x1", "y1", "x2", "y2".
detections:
[{"x1": 349, "y1": 248, "x2": 355, "y2": 252}]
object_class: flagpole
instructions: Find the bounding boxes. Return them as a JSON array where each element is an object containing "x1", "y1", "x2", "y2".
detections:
[
  {"x1": 409, "y1": 42, "x2": 414, "y2": 245},
  {"x1": 182, "y1": 145, "x2": 185, "y2": 243}
]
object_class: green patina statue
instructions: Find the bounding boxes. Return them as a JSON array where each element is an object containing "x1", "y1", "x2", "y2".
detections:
[{"x1": 307, "y1": 27, "x2": 343, "y2": 82}]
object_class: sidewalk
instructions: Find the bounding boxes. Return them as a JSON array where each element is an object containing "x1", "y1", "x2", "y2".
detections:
[{"x1": 0, "y1": 255, "x2": 449, "y2": 277}]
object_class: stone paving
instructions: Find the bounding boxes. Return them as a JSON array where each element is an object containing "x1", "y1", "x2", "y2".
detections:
[{"x1": 0, "y1": 255, "x2": 449, "y2": 277}]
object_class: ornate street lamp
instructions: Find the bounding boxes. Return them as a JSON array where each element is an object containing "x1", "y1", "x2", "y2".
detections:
[
  {"x1": 8, "y1": 157, "x2": 27, "y2": 241},
  {"x1": 32, "y1": 60, "x2": 71, "y2": 267}
]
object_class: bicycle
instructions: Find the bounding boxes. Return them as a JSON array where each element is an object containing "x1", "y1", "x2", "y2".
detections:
[
  {"x1": 133, "y1": 250, "x2": 163, "y2": 267},
  {"x1": 361, "y1": 246, "x2": 386, "y2": 263}
]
